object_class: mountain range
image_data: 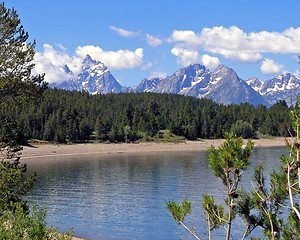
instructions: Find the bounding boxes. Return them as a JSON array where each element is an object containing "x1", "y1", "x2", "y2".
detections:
[
  {"x1": 246, "y1": 74, "x2": 300, "y2": 106},
  {"x1": 50, "y1": 55, "x2": 300, "y2": 106}
]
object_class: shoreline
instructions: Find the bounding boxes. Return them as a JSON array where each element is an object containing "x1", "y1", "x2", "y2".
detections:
[
  {"x1": 21, "y1": 138, "x2": 292, "y2": 240},
  {"x1": 21, "y1": 138, "x2": 292, "y2": 160}
]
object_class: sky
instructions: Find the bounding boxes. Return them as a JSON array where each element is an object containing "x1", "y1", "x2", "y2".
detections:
[{"x1": 6, "y1": 0, "x2": 300, "y2": 87}]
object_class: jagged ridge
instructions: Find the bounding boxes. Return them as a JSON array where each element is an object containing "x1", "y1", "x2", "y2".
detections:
[
  {"x1": 49, "y1": 55, "x2": 300, "y2": 106},
  {"x1": 51, "y1": 55, "x2": 122, "y2": 94}
]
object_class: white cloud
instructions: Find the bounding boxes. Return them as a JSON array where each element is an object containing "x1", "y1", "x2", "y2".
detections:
[
  {"x1": 213, "y1": 50, "x2": 263, "y2": 63},
  {"x1": 201, "y1": 54, "x2": 221, "y2": 70},
  {"x1": 149, "y1": 71, "x2": 167, "y2": 79},
  {"x1": 76, "y1": 45, "x2": 143, "y2": 70},
  {"x1": 171, "y1": 48, "x2": 202, "y2": 66},
  {"x1": 109, "y1": 26, "x2": 140, "y2": 38},
  {"x1": 170, "y1": 26, "x2": 300, "y2": 63},
  {"x1": 33, "y1": 44, "x2": 145, "y2": 84},
  {"x1": 260, "y1": 58, "x2": 285, "y2": 75},
  {"x1": 33, "y1": 44, "x2": 82, "y2": 84},
  {"x1": 171, "y1": 30, "x2": 198, "y2": 44},
  {"x1": 55, "y1": 43, "x2": 67, "y2": 51},
  {"x1": 145, "y1": 34, "x2": 162, "y2": 47},
  {"x1": 171, "y1": 47, "x2": 220, "y2": 70},
  {"x1": 294, "y1": 70, "x2": 300, "y2": 77}
]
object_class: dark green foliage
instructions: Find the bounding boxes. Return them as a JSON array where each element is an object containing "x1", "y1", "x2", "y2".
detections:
[
  {"x1": 166, "y1": 199, "x2": 191, "y2": 223},
  {"x1": 202, "y1": 193, "x2": 227, "y2": 230},
  {"x1": 291, "y1": 96, "x2": 300, "y2": 134},
  {"x1": 1, "y1": 88, "x2": 293, "y2": 144},
  {"x1": 0, "y1": 203, "x2": 73, "y2": 239},
  {"x1": 0, "y1": 157, "x2": 37, "y2": 214},
  {"x1": 230, "y1": 120, "x2": 256, "y2": 139},
  {"x1": 0, "y1": 3, "x2": 72, "y2": 239},
  {"x1": 208, "y1": 133, "x2": 254, "y2": 184},
  {"x1": 206, "y1": 134, "x2": 254, "y2": 239},
  {"x1": 259, "y1": 100, "x2": 291, "y2": 137},
  {"x1": 0, "y1": 3, "x2": 47, "y2": 109},
  {"x1": 0, "y1": 0, "x2": 47, "y2": 148},
  {"x1": 166, "y1": 199, "x2": 202, "y2": 240},
  {"x1": 235, "y1": 190, "x2": 261, "y2": 236},
  {"x1": 0, "y1": 1, "x2": 46, "y2": 213}
]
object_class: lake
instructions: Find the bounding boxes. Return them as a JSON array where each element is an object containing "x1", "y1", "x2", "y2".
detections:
[{"x1": 24, "y1": 146, "x2": 287, "y2": 240}]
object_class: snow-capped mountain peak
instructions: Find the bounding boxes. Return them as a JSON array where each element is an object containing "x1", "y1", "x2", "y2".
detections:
[
  {"x1": 51, "y1": 58, "x2": 300, "y2": 106},
  {"x1": 52, "y1": 55, "x2": 122, "y2": 94},
  {"x1": 135, "y1": 64, "x2": 266, "y2": 106},
  {"x1": 245, "y1": 73, "x2": 300, "y2": 105},
  {"x1": 82, "y1": 55, "x2": 106, "y2": 73},
  {"x1": 213, "y1": 65, "x2": 232, "y2": 76},
  {"x1": 245, "y1": 77, "x2": 263, "y2": 93}
]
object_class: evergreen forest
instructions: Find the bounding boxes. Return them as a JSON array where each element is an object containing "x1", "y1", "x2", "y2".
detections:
[{"x1": 1, "y1": 88, "x2": 293, "y2": 144}]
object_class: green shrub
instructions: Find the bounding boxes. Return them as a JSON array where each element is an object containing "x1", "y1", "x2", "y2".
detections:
[
  {"x1": 0, "y1": 203, "x2": 73, "y2": 240},
  {"x1": 230, "y1": 120, "x2": 256, "y2": 139}
]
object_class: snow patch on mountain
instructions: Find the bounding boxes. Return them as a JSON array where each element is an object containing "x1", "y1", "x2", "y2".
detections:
[
  {"x1": 50, "y1": 55, "x2": 122, "y2": 94},
  {"x1": 135, "y1": 64, "x2": 266, "y2": 106},
  {"x1": 49, "y1": 55, "x2": 300, "y2": 106},
  {"x1": 246, "y1": 73, "x2": 300, "y2": 105}
]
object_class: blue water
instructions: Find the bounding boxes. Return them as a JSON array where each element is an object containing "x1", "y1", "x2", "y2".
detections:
[{"x1": 23, "y1": 146, "x2": 287, "y2": 240}]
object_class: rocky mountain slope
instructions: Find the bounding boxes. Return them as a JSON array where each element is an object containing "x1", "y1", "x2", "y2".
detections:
[
  {"x1": 246, "y1": 73, "x2": 300, "y2": 105},
  {"x1": 51, "y1": 55, "x2": 123, "y2": 94},
  {"x1": 136, "y1": 64, "x2": 267, "y2": 106},
  {"x1": 50, "y1": 55, "x2": 299, "y2": 106}
]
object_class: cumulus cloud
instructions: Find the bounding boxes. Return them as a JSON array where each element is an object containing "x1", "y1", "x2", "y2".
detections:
[
  {"x1": 201, "y1": 54, "x2": 221, "y2": 70},
  {"x1": 171, "y1": 48, "x2": 202, "y2": 66},
  {"x1": 76, "y1": 45, "x2": 143, "y2": 70},
  {"x1": 33, "y1": 44, "x2": 145, "y2": 84},
  {"x1": 109, "y1": 26, "x2": 140, "y2": 38},
  {"x1": 145, "y1": 34, "x2": 162, "y2": 47},
  {"x1": 171, "y1": 47, "x2": 220, "y2": 70},
  {"x1": 260, "y1": 58, "x2": 285, "y2": 75},
  {"x1": 33, "y1": 44, "x2": 82, "y2": 84},
  {"x1": 171, "y1": 30, "x2": 198, "y2": 44},
  {"x1": 170, "y1": 26, "x2": 300, "y2": 63}
]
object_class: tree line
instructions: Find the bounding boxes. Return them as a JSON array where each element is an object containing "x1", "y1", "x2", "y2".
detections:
[
  {"x1": 1, "y1": 87, "x2": 294, "y2": 144},
  {"x1": 0, "y1": 2, "x2": 298, "y2": 238}
]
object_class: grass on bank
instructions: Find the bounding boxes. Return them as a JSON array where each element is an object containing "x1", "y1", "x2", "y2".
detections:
[
  {"x1": 148, "y1": 130, "x2": 186, "y2": 142},
  {"x1": 27, "y1": 130, "x2": 277, "y2": 146}
]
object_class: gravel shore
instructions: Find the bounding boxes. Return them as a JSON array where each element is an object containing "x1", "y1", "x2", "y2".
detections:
[{"x1": 21, "y1": 138, "x2": 292, "y2": 160}]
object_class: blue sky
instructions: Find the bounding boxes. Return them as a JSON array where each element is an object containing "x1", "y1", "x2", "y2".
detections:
[{"x1": 6, "y1": 0, "x2": 300, "y2": 86}]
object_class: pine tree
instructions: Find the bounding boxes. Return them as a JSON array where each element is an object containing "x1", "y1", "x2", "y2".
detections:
[
  {"x1": 167, "y1": 134, "x2": 254, "y2": 239},
  {"x1": 0, "y1": 3, "x2": 47, "y2": 109},
  {"x1": 0, "y1": 1, "x2": 46, "y2": 213},
  {"x1": 0, "y1": 3, "x2": 73, "y2": 238}
]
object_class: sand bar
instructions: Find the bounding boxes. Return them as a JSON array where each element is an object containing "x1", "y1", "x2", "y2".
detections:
[{"x1": 21, "y1": 138, "x2": 292, "y2": 160}]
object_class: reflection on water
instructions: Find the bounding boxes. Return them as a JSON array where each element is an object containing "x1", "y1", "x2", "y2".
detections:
[{"x1": 24, "y1": 147, "x2": 287, "y2": 240}]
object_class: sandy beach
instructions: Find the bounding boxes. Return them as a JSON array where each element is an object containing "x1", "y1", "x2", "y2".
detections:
[{"x1": 21, "y1": 138, "x2": 292, "y2": 160}]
